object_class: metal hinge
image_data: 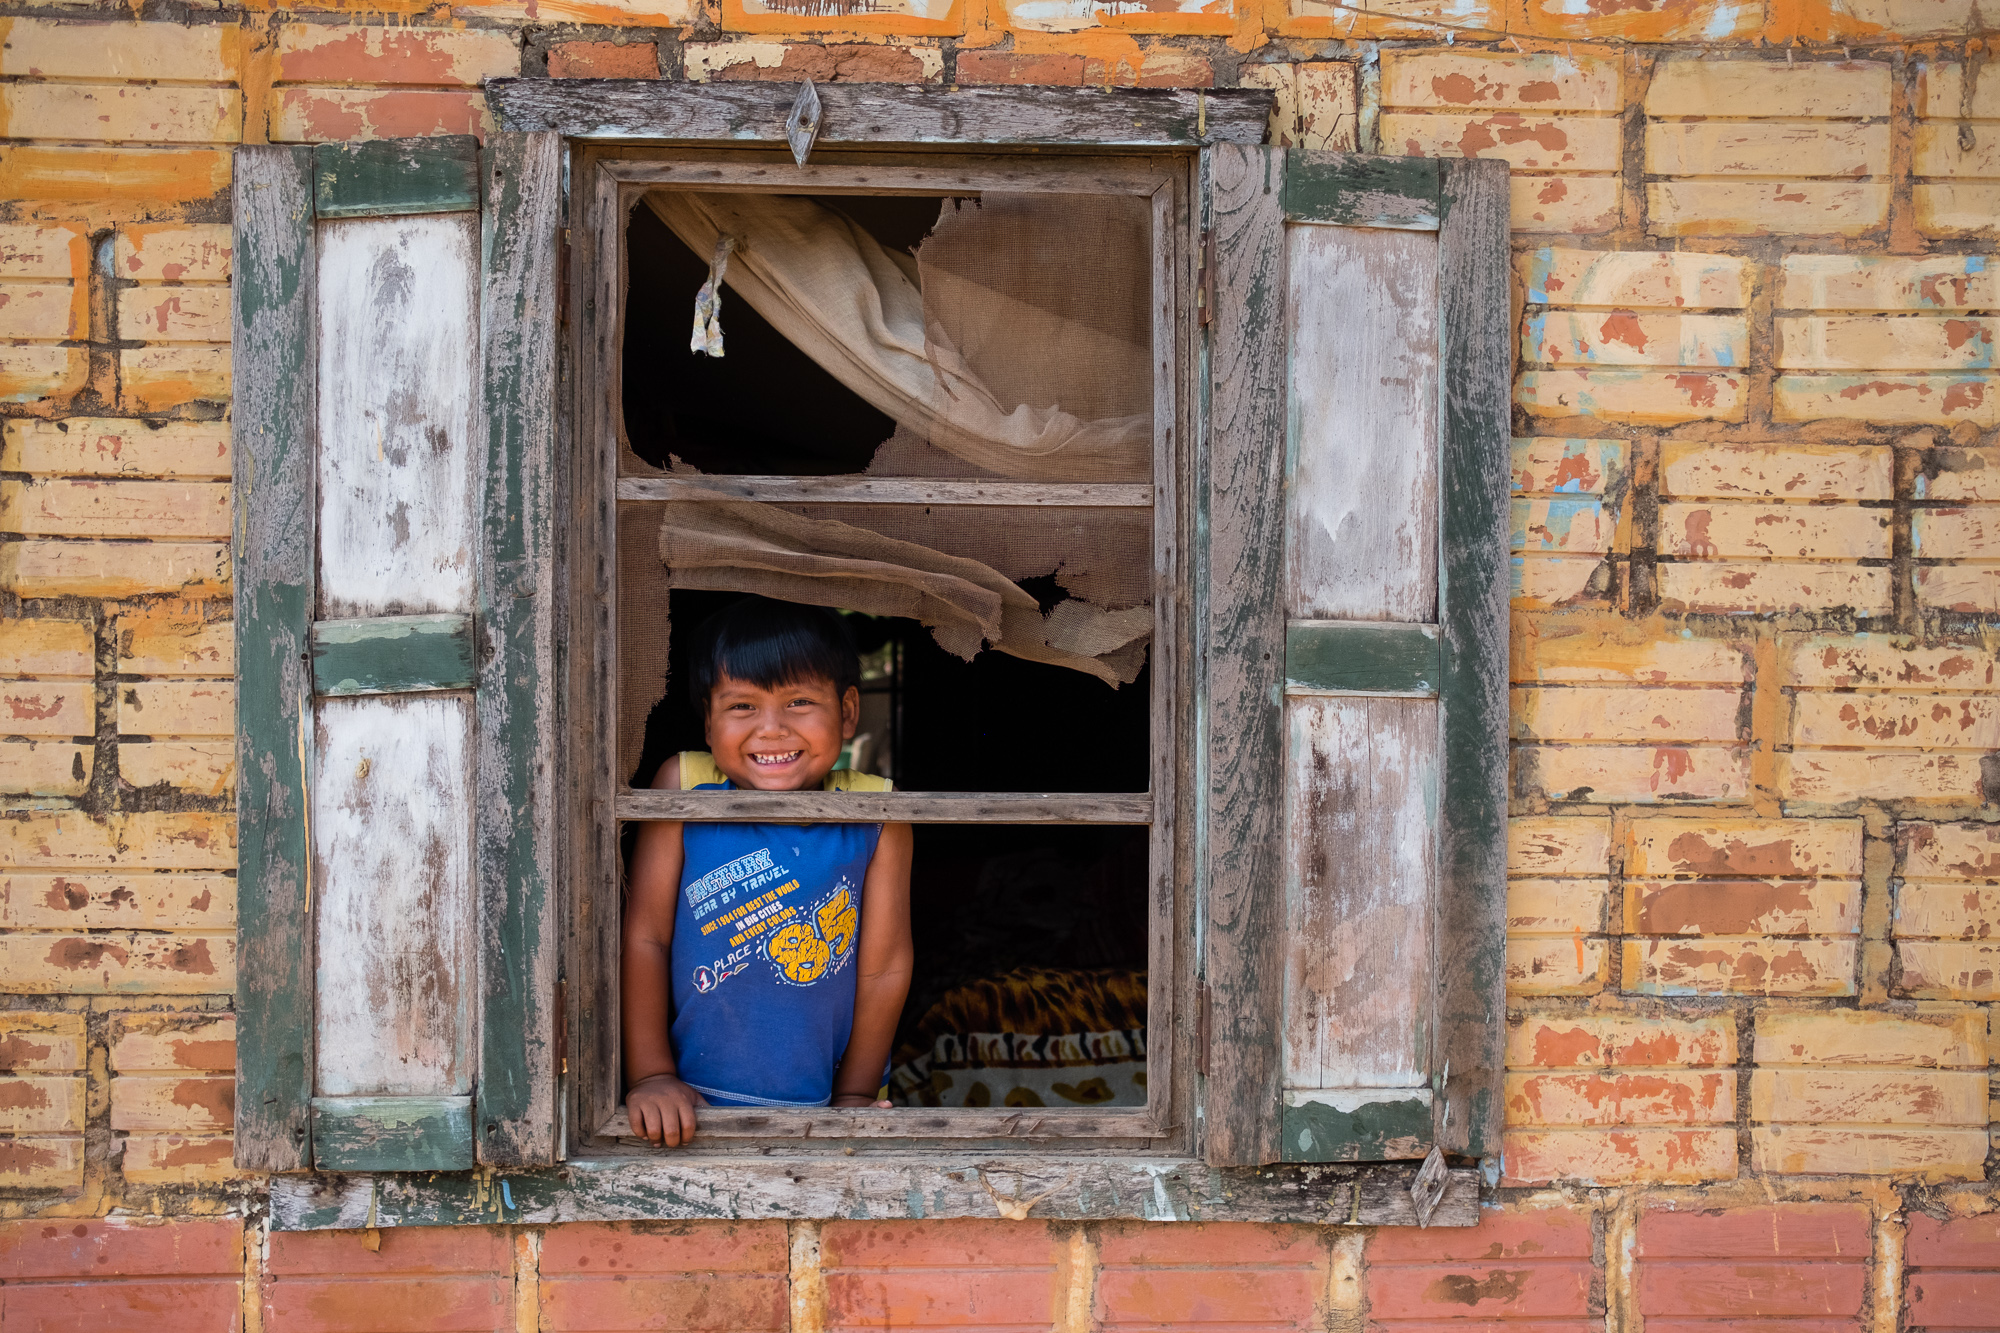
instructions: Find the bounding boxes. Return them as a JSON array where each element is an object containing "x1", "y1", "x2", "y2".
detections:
[
  {"x1": 557, "y1": 227, "x2": 572, "y2": 328},
  {"x1": 1195, "y1": 980, "x2": 1212, "y2": 1076},
  {"x1": 1196, "y1": 229, "x2": 1215, "y2": 327},
  {"x1": 554, "y1": 977, "x2": 567, "y2": 1077}
]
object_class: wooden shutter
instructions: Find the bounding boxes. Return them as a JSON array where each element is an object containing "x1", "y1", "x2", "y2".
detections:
[
  {"x1": 234, "y1": 134, "x2": 561, "y2": 1173},
  {"x1": 1201, "y1": 147, "x2": 1509, "y2": 1168}
]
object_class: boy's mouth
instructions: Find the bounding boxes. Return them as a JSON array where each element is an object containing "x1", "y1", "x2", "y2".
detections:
[{"x1": 750, "y1": 750, "x2": 804, "y2": 767}]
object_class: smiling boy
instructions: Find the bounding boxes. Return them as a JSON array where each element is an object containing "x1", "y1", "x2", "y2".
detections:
[{"x1": 622, "y1": 597, "x2": 914, "y2": 1146}]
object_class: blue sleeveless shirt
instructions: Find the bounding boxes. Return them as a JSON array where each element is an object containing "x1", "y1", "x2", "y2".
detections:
[{"x1": 670, "y1": 781, "x2": 882, "y2": 1108}]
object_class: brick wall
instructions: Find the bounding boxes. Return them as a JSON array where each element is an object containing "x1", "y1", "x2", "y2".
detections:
[{"x1": 1, "y1": 0, "x2": 1995, "y2": 1325}]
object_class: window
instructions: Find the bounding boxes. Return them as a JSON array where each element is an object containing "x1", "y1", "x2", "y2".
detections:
[{"x1": 234, "y1": 90, "x2": 1509, "y2": 1227}]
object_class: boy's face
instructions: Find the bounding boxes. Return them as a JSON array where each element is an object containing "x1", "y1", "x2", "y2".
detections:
[{"x1": 703, "y1": 672, "x2": 860, "y2": 791}]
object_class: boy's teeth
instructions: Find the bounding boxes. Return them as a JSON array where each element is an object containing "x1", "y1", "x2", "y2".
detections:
[{"x1": 752, "y1": 751, "x2": 801, "y2": 765}]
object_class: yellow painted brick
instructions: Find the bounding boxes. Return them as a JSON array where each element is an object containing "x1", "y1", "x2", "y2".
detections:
[
  {"x1": 1624, "y1": 937, "x2": 1858, "y2": 997},
  {"x1": 1507, "y1": 1013, "x2": 1738, "y2": 1070},
  {"x1": 0, "y1": 84, "x2": 240, "y2": 145},
  {"x1": 0, "y1": 741, "x2": 89, "y2": 795},
  {"x1": 0, "y1": 1076, "x2": 83, "y2": 1134},
  {"x1": 1510, "y1": 437, "x2": 1629, "y2": 495},
  {"x1": 0, "y1": 1014, "x2": 84, "y2": 1075},
  {"x1": 0, "y1": 931, "x2": 234, "y2": 994},
  {"x1": 1510, "y1": 174, "x2": 1620, "y2": 234},
  {"x1": 1901, "y1": 820, "x2": 2000, "y2": 879},
  {"x1": 120, "y1": 740, "x2": 233, "y2": 795},
  {"x1": 0, "y1": 222, "x2": 88, "y2": 279},
  {"x1": 1662, "y1": 442, "x2": 1894, "y2": 501},
  {"x1": 0, "y1": 1136, "x2": 82, "y2": 1189},
  {"x1": 0, "y1": 479, "x2": 229, "y2": 539},
  {"x1": 118, "y1": 680, "x2": 232, "y2": 737},
  {"x1": 1503, "y1": 1127, "x2": 1737, "y2": 1185},
  {"x1": 1794, "y1": 692, "x2": 2000, "y2": 750},
  {"x1": 1917, "y1": 449, "x2": 2000, "y2": 501},
  {"x1": 1514, "y1": 498, "x2": 1613, "y2": 554},
  {"x1": 1783, "y1": 635, "x2": 1998, "y2": 689},
  {"x1": 1625, "y1": 879, "x2": 1861, "y2": 937},
  {"x1": 1524, "y1": 743, "x2": 1751, "y2": 803},
  {"x1": 0, "y1": 680, "x2": 91, "y2": 736},
  {"x1": 0, "y1": 811, "x2": 235, "y2": 870},
  {"x1": 113, "y1": 223, "x2": 231, "y2": 284},
  {"x1": 0, "y1": 613, "x2": 90, "y2": 675},
  {"x1": 116, "y1": 285, "x2": 228, "y2": 343},
  {"x1": 1896, "y1": 940, "x2": 2000, "y2": 1000},
  {"x1": 1648, "y1": 181, "x2": 1890, "y2": 237},
  {"x1": 1646, "y1": 60, "x2": 1891, "y2": 118},
  {"x1": 0, "y1": 539, "x2": 230, "y2": 599},
  {"x1": 1, "y1": 417, "x2": 229, "y2": 479},
  {"x1": 0, "y1": 344, "x2": 86, "y2": 404},
  {"x1": 1381, "y1": 50, "x2": 1619, "y2": 111},
  {"x1": 1513, "y1": 685, "x2": 1742, "y2": 743},
  {"x1": 1517, "y1": 369, "x2": 1746, "y2": 423},
  {"x1": 1656, "y1": 563, "x2": 1894, "y2": 615},
  {"x1": 1753, "y1": 1067, "x2": 1986, "y2": 1124},
  {"x1": 1508, "y1": 815, "x2": 1613, "y2": 874},
  {"x1": 269, "y1": 87, "x2": 490, "y2": 144},
  {"x1": 1507, "y1": 1070, "x2": 1734, "y2": 1126},
  {"x1": 1915, "y1": 565, "x2": 2000, "y2": 613},
  {"x1": 1841, "y1": 0, "x2": 1995, "y2": 39},
  {"x1": 1627, "y1": 817, "x2": 1864, "y2": 878},
  {"x1": 1512, "y1": 554, "x2": 1605, "y2": 608},
  {"x1": 1381, "y1": 112, "x2": 1620, "y2": 172},
  {"x1": 0, "y1": 17, "x2": 234, "y2": 81},
  {"x1": 110, "y1": 1013, "x2": 234, "y2": 1072},
  {"x1": 1646, "y1": 121, "x2": 1888, "y2": 179},
  {"x1": 0, "y1": 281, "x2": 84, "y2": 341},
  {"x1": 118, "y1": 613, "x2": 233, "y2": 676},
  {"x1": 1238, "y1": 62, "x2": 1357, "y2": 153},
  {"x1": 1915, "y1": 183, "x2": 2000, "y2": 237},
  {"x1": 1523, "y1": 312, "x2": 1746, "y2": 368},
  {"x1": 1917, "y1": 62, "x2": 2000, "y2": 120},
  {"x1": 274, "y1": 23, "x2": 521, "y2": 84},
  {"x1": 0, "y1": 146, "x2": 232, "y2": 219},
  {"x1": 1781, "y1": 750, "x2": 1987, "y2": 803},
  {"x1": 1754, "y1": 1008, "x2": 1986, "y2": 1067},
  {"x1": 1507, "y1": 877, "x2": 1610, "y2": 934},
  {"x1": 118, "y1": 345, "x2": 230, "y2": 410},
  {"x1": 1658, "y1": 501, "x2": 1890, "y2": 560},
  {"x1": 121, "y1": 1134, "x2": 246, "y2": 1184},
  {"x1": 0, "y1": 872, "x2": 234, "y2": 930},
  {"x1": 1520, "y1": 247, "x2": 1750, "y2": 308},
  {"x1": 1751, "y1": 1125, "x2": 1987, "y2": 1179},
  {"x1": 461, "y1": 0, "x2": 693, "y2": 24},
  {"x1": 1506, "y1": 936, "x2": 1609, "y2": 995},
  {"x1": 1915, "y1": 507, "x2": 2000, "y2": 559},
  {"x1": 1781, "y1": 315, "x2": 1997, "y2": 371},
  {"x1": 1512, "y1": 625, "x2": 1747, "y2": 685},
  {"x1": 1780, "y1": 254, "x2": 2000, "y2": 311},
  {"x1": 1914, "y1": 123, "x2": 2000, "y2": 179},
  {"x1": 109, "y1": 1074, "x2": 231, "y2": 1132}
]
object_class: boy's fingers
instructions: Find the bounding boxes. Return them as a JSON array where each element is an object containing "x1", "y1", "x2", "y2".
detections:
[
  {"x1": 875, "y1": 1099, "x2": 891, "y2": 1108},
  {"x1": 678, "y1": 1099, "x2": 699, "y2": 1145}
]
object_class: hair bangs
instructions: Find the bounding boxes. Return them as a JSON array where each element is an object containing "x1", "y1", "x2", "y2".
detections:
[{"x1": 689, "y1": 596, "x2": 861, "y2": 709}]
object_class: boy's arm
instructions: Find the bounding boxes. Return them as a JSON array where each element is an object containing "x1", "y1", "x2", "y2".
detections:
[
  {"x1": 621, "y1": 755, "x2": 705, "y2": 1145},
  {"x1": 830, "y1": 821, "x2": 914, "y2": 1107}
]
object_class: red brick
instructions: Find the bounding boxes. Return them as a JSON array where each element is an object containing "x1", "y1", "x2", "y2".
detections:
[
  {"x1": 2, "y1": 1280, "x2": 242, "y2": 1333},
  {"x1": 0, "y1": 1217, "x2": 240, "y2": 1278},
  {"x1": 1366, "y1": 1262, "x2": 1594, "y2": 1321},
  {"x1": 1367, "y1": 1207, "x2": 1594, "y2": 1262},
  {"x1": 823, "y1": 1219, "x2": 1053, "y2": 1268},
  {"x1": 1905, "y1": 1211, "x2": 2000, "y2": 1266},
  {"x1": 1906, "y1": 1271, "x2": 2000, "y2": 1328},
  {"x1": 1637, "y1": 1262, "x2": 1866, "y2": 1318},
  {"x1": 549, "y1": 41, "x2": 659, "y2": 79},
  {"x1": 831, "y1": 1269, "x2": 1056, "y2": 1327},
  {"x1": 266, "y1": 1224, "x2": 511, "y2": 1275},
  {"x1": 276, "y1": 25, "x2": 520, "y2": 85},
  {"x1": 537, "y1": 1220, "x2": 788, "y2": 1274},
  {"x1": 540, "y1": 1275, "x2": 789, "y2": 1332},
  {"x1": 1094, "y1": 1220, "x2": 1322, "y2": 1266},
  {"x1": 954, "y1": 51, "x2": 1084, "y2": 85},
  {"x1": 264, "y1": 1277, "x2": 509, "y2": 1332},
  {"x1": 1638, "y1": 1203, "x2": 1872, "y2": 1258},
  {"x1": 1096, "y1": 1267, "x2": 1318, "y2": 1327}
]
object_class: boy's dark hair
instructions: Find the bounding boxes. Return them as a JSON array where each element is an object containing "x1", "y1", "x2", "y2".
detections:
[{"x1": 687, "y1": 596, "x2": 861, "y2": 710}]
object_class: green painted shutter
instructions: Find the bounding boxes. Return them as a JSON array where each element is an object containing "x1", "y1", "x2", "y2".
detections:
[
  {"x1": 233, "y1": 134, "x2": 561, "y2": 1173},
  {"x1": 1200, "y1": 147, "x2": 1509, "y2": 1168}
]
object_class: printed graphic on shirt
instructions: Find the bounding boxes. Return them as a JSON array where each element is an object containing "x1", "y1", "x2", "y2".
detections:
[{"x1": 685, "y1": 849, "x2": 859, "y2": 992}]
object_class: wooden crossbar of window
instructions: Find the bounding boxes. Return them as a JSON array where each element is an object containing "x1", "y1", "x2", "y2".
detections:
[
  {"x1": 615, "y1": 788, "x2": 1152, "y2": 824},
  {"x1": 616, "y1": 477, "x2": 1154, "y2": 507}
]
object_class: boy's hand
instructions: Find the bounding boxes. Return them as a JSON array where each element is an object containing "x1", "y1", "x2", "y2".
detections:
[
  {"x1": 626, "y1": 1074, "x2": 706, "y2": 1146},
  {"x1": 830, "y1": 1093, "x2": 893, "y2": 1108}
]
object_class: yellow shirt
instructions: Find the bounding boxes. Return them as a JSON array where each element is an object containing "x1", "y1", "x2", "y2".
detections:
[{"x1": 676, "y1": 750, "x2": 892, "y2": 793}]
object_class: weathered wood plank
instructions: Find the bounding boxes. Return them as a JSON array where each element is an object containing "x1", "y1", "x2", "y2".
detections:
[
  {"x1": 314, "y1": 137, "x2": 480, "y2": 220},
  {"x1": 1286, "y1": 621, "x2": 1440, "y2": 696},
  {"x1": 1282, "y1": 1090, "x2": 1432, "y2": 1163},
  {"x1": 618, "y1": 789, "x2": 1152, "y2": 825},
  {"x1": 616, "y1": 477, "x2": 1152, "y2": 507},
  {"x1": 313, "y1": 695, "x2": 475, "y2": 1098},
  {"x1": 1285, "y1": 223, "x2": 1440, "y2": 623},
  {"x1": 316, "y1": 212, "x2": 480, "y2": 620},
  {"x1": 1201, "y1": 143, "x2": 1288, "y2": 1168},
  {"x1": 232, "y1": 144, "x2": 317, "y2": 1173},
  {"x1": 270, "y1": 1157, "x2": 1479, "y2": 1229},
  {"x1": 311, "y1": 613, "x2": 474, "y2": 696},
  {"x1": 489, "y1": 81, "x2": 1271, "y2": 147},
  {"x1": 1282, "y1": 696, "x2": 1438, "y2": 1097},
  {"x1": 312, "y1": 1095, "x2": 475, "y2": 1173},
  {"x1": 1283, "y1": 151, "x2": 1441, "y2": 230},
  {"x1": 477, "y1": 130, "x2": 564, "y2": 1167},
  {"x1": 1434, "y1": 157, "x2": 1512, "y2": 1161},
  {"x1": 596, "y1": 1106, "x2": 1148, "y2": 1141}
]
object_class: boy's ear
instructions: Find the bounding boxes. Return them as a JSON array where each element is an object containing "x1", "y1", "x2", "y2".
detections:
[{"x1": 841, "y1": 685, "x2": 860, "y2": 740}]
